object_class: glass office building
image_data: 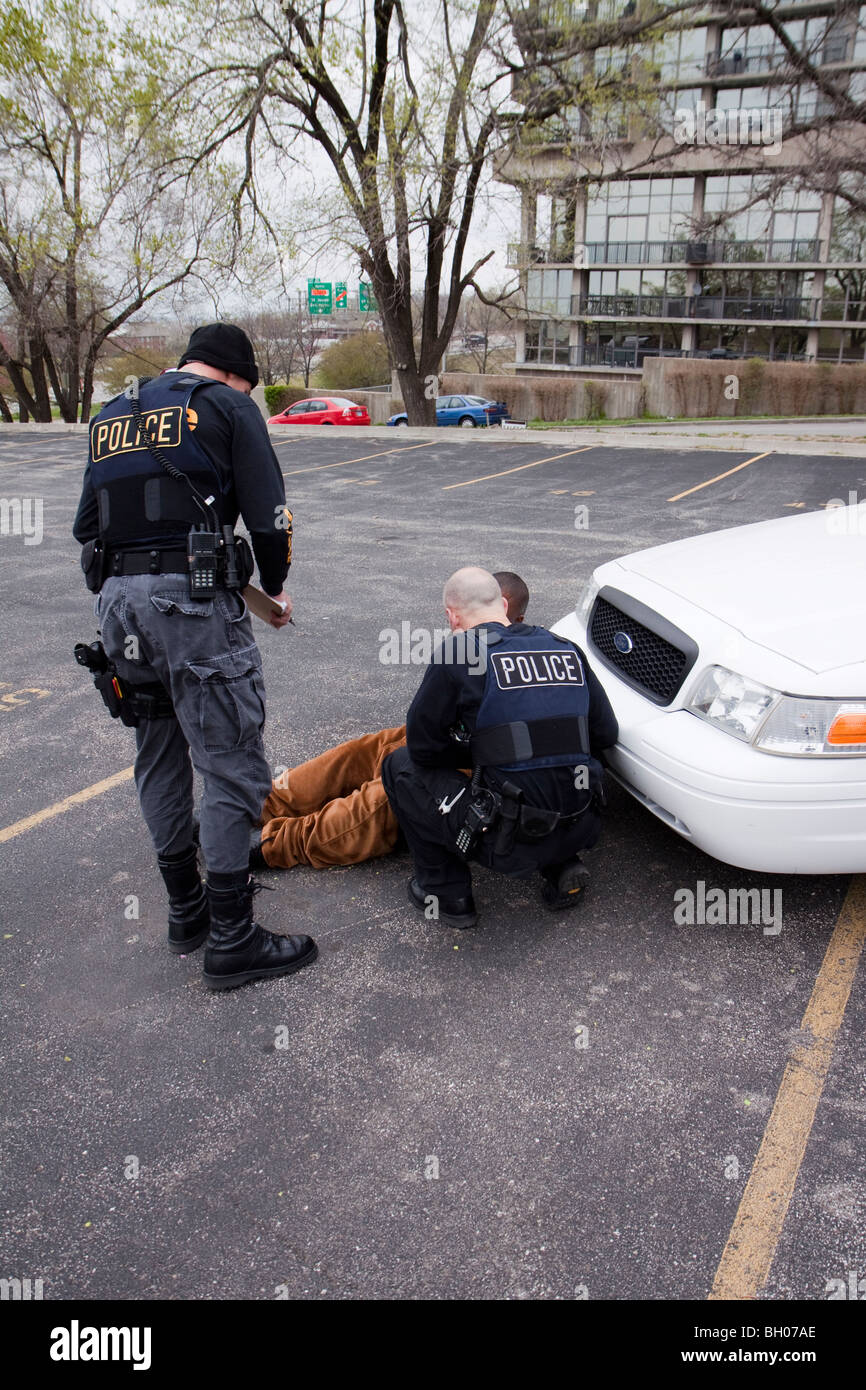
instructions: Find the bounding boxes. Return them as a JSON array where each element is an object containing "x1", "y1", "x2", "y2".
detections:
[{"x1": 499, "y1": 2, "x2": 866, "y2": 369}]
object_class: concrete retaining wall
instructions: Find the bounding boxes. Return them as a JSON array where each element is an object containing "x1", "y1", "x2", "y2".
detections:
[
  {"x1": 441, "y1": 372, "x2": 643, "y2": 422},
  {"x1": 643, "y1": 356, "x2": 866, "y2": 418}
]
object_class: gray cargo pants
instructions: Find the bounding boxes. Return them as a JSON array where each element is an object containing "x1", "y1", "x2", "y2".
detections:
[{"x1": 97, "y1": 573, "x2": 272, "y2": 874}]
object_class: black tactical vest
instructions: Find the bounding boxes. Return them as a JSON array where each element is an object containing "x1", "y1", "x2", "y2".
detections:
[
  {"x1": 88, "y1": 375, "x2": 227, "y2": 549},
  {"x1": 472, "y1": 624, "x2": 591, "y2": 772}
]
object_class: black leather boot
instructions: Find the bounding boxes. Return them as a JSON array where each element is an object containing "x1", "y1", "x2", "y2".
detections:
[
  {"x1": 202, "y1": 876, "x2": 317, "y2": 991},
  {"x1": 408, "y1": 877, "x2": 477, "y2": 929},
  {"x1": 540, "y1": 856, "x2": 590, "y2": 910},
  {"x1": 157, "y1": 846, "x2": 210, "y2": 953}
]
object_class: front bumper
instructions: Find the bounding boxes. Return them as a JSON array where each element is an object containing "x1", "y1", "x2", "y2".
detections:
[
  {"x1": 552, "y1": 612, "x2": 866, "y2": 874},
  {"x1": 604, "y1": 681, "x2": 866, "y2": 874}
]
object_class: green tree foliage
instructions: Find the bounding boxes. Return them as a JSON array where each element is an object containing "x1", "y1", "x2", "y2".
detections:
[
  {"x1": 0, "y1": 0, "x2": 242, "y2": 420},
  {"x1": 316, "y1": 331, "x2": 390, "y2": 388}
]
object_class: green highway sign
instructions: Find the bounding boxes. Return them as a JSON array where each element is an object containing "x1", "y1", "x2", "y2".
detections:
[{"x1": 307, "y1": 279, "x2": 332, "y2": 315}]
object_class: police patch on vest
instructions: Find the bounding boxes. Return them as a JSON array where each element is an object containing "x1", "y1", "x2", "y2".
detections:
[
  {"x1": 491, "y1": 648, "x2": 584, "y2": 690},
  {"x1": 91, "y1": 406, "x2": 184, "y2": 463}
]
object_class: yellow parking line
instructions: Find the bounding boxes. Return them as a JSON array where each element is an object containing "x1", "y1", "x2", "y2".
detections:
[
  {"x1": 668, "y1": 451, "x2": 772, "y2": 502},
  {"x1": 283, "y1": 442, "x2": 435, "y2": 477},
  {"x1": 0, "y1": 766, "x2": 135, "y2": 844},
  {"x1": 708, "y1": 875, "x2": 866, "y2": 1301},
  {"x1": 443, "y1": 445, "x2": 596, "y2": 490}
]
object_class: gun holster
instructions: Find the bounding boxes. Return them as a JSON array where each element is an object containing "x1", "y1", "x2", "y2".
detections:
[
  {"x1": 493, "y1": 781, "x2": 523, "y2": 856},
  {"x1": 74, "y1": 641, "x2": 174, "y2": 728}
]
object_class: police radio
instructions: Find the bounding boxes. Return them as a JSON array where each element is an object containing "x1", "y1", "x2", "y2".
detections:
[
  {"x1": 187, "y1": 527, "x2": 220, "y2": 597},
  {"x1": 455, "y1": 786, "x2": 500, "y2": 859}
]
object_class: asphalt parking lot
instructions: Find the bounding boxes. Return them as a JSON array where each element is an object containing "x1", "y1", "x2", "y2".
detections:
[{"x1": 1, "y1": 428, "x2": 864, "y2": 1308}]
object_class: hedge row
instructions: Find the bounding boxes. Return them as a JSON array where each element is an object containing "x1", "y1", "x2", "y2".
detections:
[
  {"x1": 262, "y1": 384, "x2": 314, "y2": 415},
  {"x1": 660, "y1": 359, "x2": 866, "y2": 418}
]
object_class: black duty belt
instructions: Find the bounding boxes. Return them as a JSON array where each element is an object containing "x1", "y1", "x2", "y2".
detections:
[{"x1": 108, "y1": 549, "x2": 188, "y2": 577}]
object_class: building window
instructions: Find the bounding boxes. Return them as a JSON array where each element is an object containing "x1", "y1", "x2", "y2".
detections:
[
  {"x1": 526, "y1": 268, "x2": 573, "y2": 314},
  {"x1": 704, "y1": 177, "x2": 821, "y2": 248},
  {"x1": 654, "y1": 25, "x2": 707, "y2": 82},
  {"x1": 523, "y1": 320, "x2": 571, "y2": 364},
  {"x1": 585, "y1": 177, "x2": 694, "y2": 249}
]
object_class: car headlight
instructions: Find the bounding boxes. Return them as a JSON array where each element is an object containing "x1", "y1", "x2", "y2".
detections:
[
  {"x1": 689, "y1": 666, "x2": 779, "y2": 742},
  {"x1": 575, "y1": 577, "x2": 600, "y2": 628},
  {"x1": 755, "y1": 699, "x2": 866, "y2": 756},
  {"x1": 689, "y1": 667, "x2": 866, "y2": 756}
]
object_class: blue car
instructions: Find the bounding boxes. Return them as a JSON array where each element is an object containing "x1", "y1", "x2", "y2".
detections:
[{"x1": 387, "y1": 394, "x2": 510, "y2": 427}]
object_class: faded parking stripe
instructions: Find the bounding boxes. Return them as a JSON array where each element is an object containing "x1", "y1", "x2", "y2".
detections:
[
  {"x1": 0, "y1": 766, "x2": 135, "y2": 843},
  {"x1": 282, "y1": 441, "x2": 436, "y2": 476},
  {"x1": 442, "y1": 445, "x2": 596, "y2": 490},
  {"x1": 709, "y1": 874, "x2": 866, "y2": 1301},
  {"x1": 668, "y1": 451, "x2": 772, "y2": 502}
]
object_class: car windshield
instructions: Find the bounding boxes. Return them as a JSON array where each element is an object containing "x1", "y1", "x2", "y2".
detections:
[{"x1": 463, "y1": 396, "x2": 491, "y2": 405}]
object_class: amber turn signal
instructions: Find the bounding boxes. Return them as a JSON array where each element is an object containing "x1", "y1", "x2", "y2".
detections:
[{"x1": 827, "y1": 713, "x2": 866, "y2": 745}]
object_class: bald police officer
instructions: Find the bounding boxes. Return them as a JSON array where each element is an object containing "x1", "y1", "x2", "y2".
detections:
[
  {"x1": 73, "y1": 323, "x2": 316, "y2": 989},
  {"x1": 381, "y1": 567, "x2": 618, "y2": 928}
]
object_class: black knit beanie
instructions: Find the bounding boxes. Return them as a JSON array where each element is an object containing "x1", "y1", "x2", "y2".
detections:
[{"x1": 178, "y1": 323, "x2": 259, "y2": 388}]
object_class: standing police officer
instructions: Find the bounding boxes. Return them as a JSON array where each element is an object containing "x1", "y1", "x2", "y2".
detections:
[
  {"x1": 381, "y1": 567, "x2": 618, "y2": 928},
  {"x1": 73, "y1": 323, "x2": 316, "y2": 989}
]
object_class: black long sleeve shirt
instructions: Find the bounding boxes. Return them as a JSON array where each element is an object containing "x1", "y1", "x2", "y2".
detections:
[
  {"x1": 73, "y1": 374, "x2": 291, "y2": 596},
  {"x1": 405, "y1": 621, "x2": 619, "y2": 812}
]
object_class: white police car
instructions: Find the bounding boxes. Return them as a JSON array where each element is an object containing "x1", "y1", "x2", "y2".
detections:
[{"x1": 552, "y1": 502, "x2": 866, "y2": 874}]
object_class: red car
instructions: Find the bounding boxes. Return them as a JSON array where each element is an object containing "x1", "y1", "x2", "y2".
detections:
[{"x1": 268, "y1": 396, "x2": 371, "y2": 425}]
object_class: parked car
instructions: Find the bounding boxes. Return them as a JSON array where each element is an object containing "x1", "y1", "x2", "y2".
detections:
[
  {"x1": 268, "y1": 396, "x2": 370, "y2": 425},
  {"x1": 552, "y1": 503, "x2": 866, "y2": 874},
  {"x1": 462, "y1": 394, "x2": 511, "y2": 424},
  {"x1": 387, "y1": 394, "x2": 510, "y2": 427}
]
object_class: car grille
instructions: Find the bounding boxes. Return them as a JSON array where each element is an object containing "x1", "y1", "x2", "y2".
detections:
[{"x1": 590, "y1": 596, "x2": 692, "y2": 705}]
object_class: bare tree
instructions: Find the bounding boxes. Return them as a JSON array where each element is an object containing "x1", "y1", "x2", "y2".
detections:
[
  {"x1": 0, "y1": 0, "x2": 247, "y2": 421},
  {"x1": 193, "y1": 0, "x2": 526, "y2": 423},
  {"x1": 293, "y1": 308, "x2": 327, "y2": 387},
  {"x1": 237, "y1": 306, "x2": 302, "y2": 385},
  {"x1": 452, "y1": 284, "x2": 517, "y2": 371}
]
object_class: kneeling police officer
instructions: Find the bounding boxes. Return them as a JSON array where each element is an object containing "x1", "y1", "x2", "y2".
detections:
[
  {"x1": 381, "y1": 567, "x2": 618, "y2": 928},
  {"x1": 73, "y1": 323, "x2": 316, "y2": 989}
]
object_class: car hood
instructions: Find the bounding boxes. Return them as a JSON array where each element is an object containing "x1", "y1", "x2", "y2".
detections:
[{"x1": 614, "y1": 503, "x2": 866, "y2": 676}]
